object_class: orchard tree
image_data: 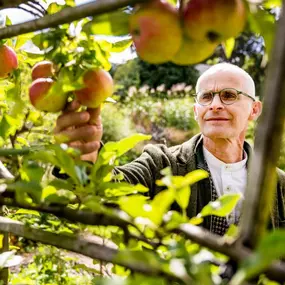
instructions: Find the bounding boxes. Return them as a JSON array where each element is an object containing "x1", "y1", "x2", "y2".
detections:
[{"x1": 0, "y1": 0, "x2": 283, "y2": 285}]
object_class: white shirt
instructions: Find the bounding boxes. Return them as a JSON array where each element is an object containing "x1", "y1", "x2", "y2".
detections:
[{"x1": 203, "y1": 146, "x2": 247, "y2": 224}]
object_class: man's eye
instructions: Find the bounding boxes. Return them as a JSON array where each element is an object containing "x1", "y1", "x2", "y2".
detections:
[
  {"x1": 222, "y1": 91, "x2": 236, "y2": 100},
  {"x1": 200, "y1": 93, "x2": 212, "y2": 100}
]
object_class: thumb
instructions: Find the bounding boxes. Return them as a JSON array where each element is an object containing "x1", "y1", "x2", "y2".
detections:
[
  {"x1": 87, "y1": 106, "x2": 102, "y2": 125},
  {"x1": 63, "y1": 99, "x2": 81, "y2": 113}
]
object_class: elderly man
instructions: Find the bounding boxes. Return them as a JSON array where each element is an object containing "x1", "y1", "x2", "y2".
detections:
[{"x1": 54, "y1": 62, "x2": 285, "y2": 235}]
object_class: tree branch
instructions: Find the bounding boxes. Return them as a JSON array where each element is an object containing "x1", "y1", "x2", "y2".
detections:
[
  {"x1": 0, "y1": 216, "x2": 184, "y2": 282},
  {"x1": 2, "y1": 196, "x2": 285, "y2": 281},
  {"x1": 176, "y1": 224, "x2": 285, "y2": 282},
  {"x1": 238, "y1": 1, "x2": 285, "y2": 248},
  {"x1": 0, "y1": 196, "x2": 134, "y2": 229},
  {"x1": 0, "y1": 0, "x2": 151, "y2": 40}
]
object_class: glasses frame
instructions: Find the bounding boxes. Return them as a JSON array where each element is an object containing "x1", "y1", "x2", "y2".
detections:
[{"x1": 193, "y1": 88, "x2": 255, "y2": 106}]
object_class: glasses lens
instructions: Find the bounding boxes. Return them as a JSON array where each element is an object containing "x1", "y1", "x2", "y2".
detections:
[
  {"x1": 220, "y1": 89, "x2": 238, "y2": 104},
  {"x1": 197, "y1": 91, "x2": 213, "y2": 105}
]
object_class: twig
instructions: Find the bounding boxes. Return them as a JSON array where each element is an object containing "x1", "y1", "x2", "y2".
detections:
[
  {"x1": 0, "y1": 0, "x2": 151, "y2": 40},
  {"x1": 175, "y1": 224, "x2": 285, "y2": 282}
]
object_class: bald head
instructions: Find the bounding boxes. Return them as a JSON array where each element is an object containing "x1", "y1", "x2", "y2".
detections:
[{"x1": 196, "y1": 63, "x2": 256, "y2": 99}]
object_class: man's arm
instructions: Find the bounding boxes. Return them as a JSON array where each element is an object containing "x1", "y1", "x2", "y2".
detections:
[{"x1": 54, "y1": 101, "x2": 176, "y2": 196}]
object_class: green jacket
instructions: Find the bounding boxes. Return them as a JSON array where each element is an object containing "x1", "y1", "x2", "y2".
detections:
[{"x1": 117, "y1": 133, "x2": 285, "y2": 230}]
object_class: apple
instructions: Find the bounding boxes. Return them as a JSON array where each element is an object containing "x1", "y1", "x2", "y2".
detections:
[
  {"x1": 183, "y1": 0, "x2": 247, "y2": 43},
  {"x1": 129, "y1": 0, "x2": 182, "y2": 64},
  {"x1": 0, "y1": 44, "x2": 18, "y2": 78},
  {"x1": 29, "y1": 78, "x2": 68, "y2": 112},
  {"x1": 31, "y1": 60, "x2": 55, "y2": 81},
  {"x1": 74, "y1": 69, "x2": 114, "y2": 108},
  {"x1": 172, "y1": 37, "x2": 218, "y2": 65}
]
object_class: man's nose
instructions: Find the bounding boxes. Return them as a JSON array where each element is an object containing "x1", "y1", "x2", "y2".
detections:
[{"x1": 209, "y1": 94, "x2": 224, "y2": 110}]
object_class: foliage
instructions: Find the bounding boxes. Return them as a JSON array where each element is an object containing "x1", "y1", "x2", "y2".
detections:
[{"x1": 0, "y1": 0, "x2": 282, "y2": 284}]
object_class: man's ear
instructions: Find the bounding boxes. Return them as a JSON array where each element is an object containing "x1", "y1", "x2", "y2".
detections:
[{"x1": 249, "y1": 101, "x2": 262, "y2": 121}]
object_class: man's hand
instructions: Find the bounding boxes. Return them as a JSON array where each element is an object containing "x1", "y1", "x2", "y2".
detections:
[{"x1": 54, "y1": 100, "x2": 103, "y2": 163}]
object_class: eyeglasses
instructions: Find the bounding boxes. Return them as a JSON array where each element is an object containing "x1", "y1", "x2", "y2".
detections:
[{"x1": 194, "y1": 88, "x2": 255, "y2": 106}]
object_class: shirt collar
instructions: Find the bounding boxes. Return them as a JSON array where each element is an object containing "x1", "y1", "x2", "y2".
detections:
[{"x1": 203, "y1": 145, "x2": 248, "y2": 171}]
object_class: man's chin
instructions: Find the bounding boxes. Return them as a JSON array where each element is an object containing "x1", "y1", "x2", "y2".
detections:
[{"x1": 202, "y1": 129, "x2": 232, "y2": 140}]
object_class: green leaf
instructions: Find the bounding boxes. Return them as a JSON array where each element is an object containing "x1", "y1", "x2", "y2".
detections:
[
  {"x1": 0, "y1": 114, "x2": 18, "y2": 139},
  {"x1": 103, "y1": 182, "x2": 148, "y2": 197},
  {"x1": 248, "y1": 8, "x2": 276, "y2": 56},
  {"x1": 111, "y1": 38, "x2": 132, "y2": 53},
  {"x1": 118, "y1": 195, "x2": 150, "y2": 219},
  {"x1": 166, "y1": 0, "x2": 178, "y2": 5},
  {"x1": 47, "y1": 2, "x2": 63, "y2": 14},
  {"x1": 176, "y1": 186, "x2": 191, "y2": 211},
  {"x1": 263, "y1": 0, "x2": 282, "y2": 8},
  {"x1": 157, "y1": 169, "x2": 208, "y2": 189},
  {"x1": 5, "y1": 16, "x2": 12, "y2": 27},
  {"x1": 49, "y1": 178, "x2": 75, "y2": 191},
  {"x1": 116, "y1": 134, "x2": 152, "y2": 156},
  {"x1": 199, "y1": 193, "x2": 241, "y2": 217},
  {"x1": 151, "y1": 188, "x2": 176, "y2": 225},
  {"x1": 9, "y1": 181, "x2": 42, "y2": 204},
  {"x1": 232, "y1": 230, "x2": 285, "y2": 284},
  {"x1": 20, "y1": 160, "x2": 45, "y2": 183},
  {"x1": 15, "y1": 33, "x2": 35, "y2": 49},
  {"x1": 223, "y1": 38, "x2": 235, "y2": 59},
  {"x1": 15, "y1": 209, "x2": 40, "y2": 216},
  {"x1": 91, "y1": 134, "x2": 151, "y2": 183},
  {"x1": 83, "y1": 10, "x2": 130, "y2": 36},
  {"x1": 164, "y1": 211, "x2": 188, "y2": 230},
  {"x1": 114, "y1": 250, "x2": 163, "y2": 273}
]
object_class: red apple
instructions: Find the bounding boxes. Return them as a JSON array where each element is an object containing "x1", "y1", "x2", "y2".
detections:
[
  {"x1": 31, "y1": 60, "x2": 55, "y2": 81},
  {"x1": 129, "y1": 0, "x2": 182, "y2": 64},
  {"x1": 0, "y1": 44, "x2": 18, "y2": 78},
  {"x1": 183, "y1": 0, "x2": 247, "y2": 43},
  {"x1": 29, "y1": 78, "x2": 68, "y2": 112},
  {"x1": 74, "y1": 69, "x2": 114, "y2": 108}
]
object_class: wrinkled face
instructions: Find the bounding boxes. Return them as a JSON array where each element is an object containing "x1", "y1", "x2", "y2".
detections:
[{"x1": 194, "y1": 71, "x2": 261, "y2": 140}]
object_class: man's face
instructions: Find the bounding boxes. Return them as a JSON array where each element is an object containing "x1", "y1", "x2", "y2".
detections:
[{"x1": 194, "y1": 71, "x2": 259, "y2": 140}]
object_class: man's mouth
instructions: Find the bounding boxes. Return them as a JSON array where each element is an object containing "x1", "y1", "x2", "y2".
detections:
[{"x1": 206, "y1": 118, "x2": 229, "y2": 121}]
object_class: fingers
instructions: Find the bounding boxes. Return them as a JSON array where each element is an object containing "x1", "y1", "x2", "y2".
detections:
[
  {"x1": 54, "y1": 101, "x2": 103, "y2": 164},
  {"x1": 69, "y1": 140, "x2": 101, "y2": 155},
  {"x1": 64, "y1": 99, "x2": 81, "y2": 112},
  {"x1": 55, "y1": 111, "x2": 90, "y2": 133},
  {"x1": 57, "y1": 124, "x2": 102, "y2": 143}
]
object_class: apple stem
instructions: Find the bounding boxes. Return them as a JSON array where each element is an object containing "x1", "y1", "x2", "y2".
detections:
[{"x1": 178, "y1": 0, "x2": 185, "y2": 16}]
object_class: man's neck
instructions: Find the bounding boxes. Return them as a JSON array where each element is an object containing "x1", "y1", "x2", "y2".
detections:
[{"x1": 203, "y1": 136, "x2": 245, "y2": 163}]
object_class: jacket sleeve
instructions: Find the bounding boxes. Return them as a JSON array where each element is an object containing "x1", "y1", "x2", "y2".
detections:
[{"x1": 115, "y1": 143, "x2": 177, "y2": 198}]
